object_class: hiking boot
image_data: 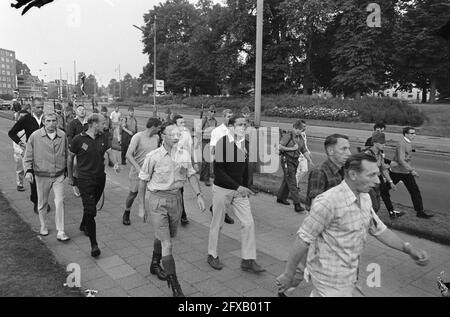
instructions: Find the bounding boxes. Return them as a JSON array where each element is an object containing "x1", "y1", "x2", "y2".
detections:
[
  {"x1": 276, "y1": 199, "x2": 290, "y2": 206},
  {"x1": 167, "y1": 274, "x2": 185, "y2": 297},
  {"x1": 207, "y1": 255, "x2": 224, "y2": 270},
  {"x1": 33, "y1": 203, "x2": 38, "y2": 214},
  {"x1": 294, "y1": 203, "x2": 305, "y2": 213},
  {"x1": 122, "y1": 210, "x2": 131, "y2": 226},
  {"x1": 241, "y1": 259, "x2": 266, "y2": 274},
  {"x1": 150, "y1": 253, "x2": 167, "y2": 281},
  {"x1": 181, "y1": 216, "x2": 189, "y2": 226},
  {"x1": 91, "y1": 245, "x2": 101, "y2": 258},
  {"x1": 17, "y1": 185, "x2": 25, "y2": 192},
  {"x1": 389, "y1": 210, "x2": 405, "y2": 220}
]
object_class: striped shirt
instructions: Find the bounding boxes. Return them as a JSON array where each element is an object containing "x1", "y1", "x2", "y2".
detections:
[{"x1": 298, "y1": 180, "x2": 387, "y2": 288}]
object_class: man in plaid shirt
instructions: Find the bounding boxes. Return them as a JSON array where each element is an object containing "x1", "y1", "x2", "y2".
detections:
[{"x1": 276, "y1": 153, "x2": 429, "y2": 297}]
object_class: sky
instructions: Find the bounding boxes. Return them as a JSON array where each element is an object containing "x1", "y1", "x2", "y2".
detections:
[{"x1": 0, "y1": 0, "x2": 223, "y2": 86}]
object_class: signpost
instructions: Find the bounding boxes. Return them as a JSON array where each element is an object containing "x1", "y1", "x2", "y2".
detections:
[{"x1": 156, "y1": 80, "x2": 164, "y2": 93}]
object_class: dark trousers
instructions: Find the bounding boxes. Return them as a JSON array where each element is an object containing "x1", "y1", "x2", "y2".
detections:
[
  {"x1": 78, "y1": 174, "x2": 106, "y2": 247},
  {"x1": 388, "y1": 171, "x2": 424, "y2": 212},
  {"x1": 180, "y1": 187, "x2": 187, "y2": 220},
  {"x1": 121, "y1": 132, "x2": 132, "y2": 164},
  {"x1": 277, "y1": 156, "x2": 301, "y2": 204},
  {"x1": 369, "y1": 176, "x2": 395, "y2": 213},
  {"x1": 30, "y1": 172, "x2": 38, "y2": 206},
  {"x1": 200, "y1": 139, "x2": 211, "y2": 182}
]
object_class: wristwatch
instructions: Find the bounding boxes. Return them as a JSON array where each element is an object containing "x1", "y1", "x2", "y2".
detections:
[{"x1": 402, "y1": 242, "x2": 412, "y2": 254}]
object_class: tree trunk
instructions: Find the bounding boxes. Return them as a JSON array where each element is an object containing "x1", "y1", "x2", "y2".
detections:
[
  {"x1": 421, "y1": 84, "x2": 427, "y2": 103},
  {"x1": 429, "y1": 77, "x2": 437, "y2": 104},
  {"x1": 303, "y1": 38, "x2": 313, "y2": 95}
]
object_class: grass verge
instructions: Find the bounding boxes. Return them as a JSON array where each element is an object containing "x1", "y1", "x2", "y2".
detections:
[{"x1": 0, "y1": 192, "x2": 83, "y2": 297}]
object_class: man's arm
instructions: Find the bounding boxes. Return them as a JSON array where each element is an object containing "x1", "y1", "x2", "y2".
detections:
[
  {"x1": 8, "y1": 115, "x2": 27, "y2": 145},
  {"x1": 126, "y1": 135, "x2": 140, "y2": 170},
  {"x1": 67, "y1": 151, "x2": 75, "y2": 181},
  {"x1": 397, "y1": 142, "x2": 414, "y2": 172},
  {"x1": 307, "y1": 169, "x2": 326, "y2": 203},
  {"x1": 23, "y1": 133, "x2": 34, "y2": 173}
]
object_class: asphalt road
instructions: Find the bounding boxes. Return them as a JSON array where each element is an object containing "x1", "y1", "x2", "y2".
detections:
[{"x1": 3, "y1": 103, "x2": 449, "y2": 213}]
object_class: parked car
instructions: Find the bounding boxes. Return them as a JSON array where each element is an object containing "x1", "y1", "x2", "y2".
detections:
[{"x1": 0, "y1": 99, "x2": 12, "y2": 110}]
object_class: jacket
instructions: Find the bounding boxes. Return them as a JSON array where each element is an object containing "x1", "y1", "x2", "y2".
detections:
[
  {"x1": 8, "y1": 113, "x2": 43, "y2": 144},
  {"x1": 23, "y1": 127, "x2": 68, "y2": 177}
]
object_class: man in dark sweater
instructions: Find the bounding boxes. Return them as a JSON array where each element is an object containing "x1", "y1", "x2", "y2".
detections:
[
  {"x1": 8, "y1": 99, "x2": 45, "y2": 213},
  {"x1": 207, "y1": 114, "x2": 265, "y2": 274}
]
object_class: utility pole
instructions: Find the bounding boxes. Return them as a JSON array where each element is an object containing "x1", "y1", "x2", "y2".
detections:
[
  {"x1": 153, "y1": 15, "x2": 157, "y2": 113},
  {"x1": 118, "y1": 64, "x2": 122, "y2": 99},
  {"x1": 254, "y1": 0, "x2": 263, "y2": 127},
  {"x1": 59, "y1": 67, "x2": 63, "y2": 101},
  {"x1": 73, "y1": 60, "x2": 77, "y2": 101}
]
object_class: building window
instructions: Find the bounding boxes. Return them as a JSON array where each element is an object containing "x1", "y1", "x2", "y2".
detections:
[
  {"x1": 7, "y1": 84, "x2": 11, "y2": 88},
  {"x1": 7, "y1": 71, "x2": 10, "y2": 75},
  {"x1": 0, "y1": 57, "x2": 4, "y2": 62}
]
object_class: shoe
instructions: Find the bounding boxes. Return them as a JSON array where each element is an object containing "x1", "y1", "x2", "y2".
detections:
[
  {"x1": 204, "y1": 180, "x2": 211, "y2": 187},
  {"x1": 40, "y1": 227, "x2": 49, "y2": 236},
  {"x1": 17, "y1": 185, "x2": 25, "y2": 192},
  {"x1": 224, "y1": 213, "x2": 234, "y2": 224},
  {"x1": 167, "y1": 274, "x2": 185, "y2": 297},
  {"x1": 73, "y1": 186, "x2": 81, "y2": 197},
  {"x1": 417, "y1": 211, "x2": 434, "y2": 219},
  {"x1": 47, "y1": 205, "x2": 51, "y2": 213},
  {"x1": 389, "y1": 210, "x2": 405, "y2": 219},
  {"x1": 276, "y1": 199, "x2": 290, "y2": 206},
  {"x1": 209, "y1": 205, "x2": 213, "y2": 214},
  {"x1": 108, "y1": 161, "x2": 114, "y2": 167},
  {"x1": 91, "y1": 245, "x2": 101, "y2": 258},
  {"x1": 150, "y1": 254, "x2": 168, "y2": 281},
  {"x1": 241, "y1": 259, "x2": 266, "y2": 274},
  {"x1": 121, "y1": 162, "x2": 127, "y2": 165},
  {"x1": 294, "y1": 203, "x2": 305, "y2": 213},
  {"x1": 249, "y1": 186, "x2": 259, "y2": 193},
  {"x1": 207, "y1": 255, "x2": 224, "y2": 270},
  {"x1": 122, "y1": 210, "x2": 131, "y2": 226},
  {"x1": 57, "y1": 232, "x2": 70, "y2": 242},
  {"x1": 181, "y1": 217, "x2": 189, "y2": 226}
]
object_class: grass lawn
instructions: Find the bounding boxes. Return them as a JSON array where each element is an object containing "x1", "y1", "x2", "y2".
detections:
[
  {"x1": 0, "y1": 192, "x2": 83, "y2": 297},
  {"x1": 253, "y1": 171, "x2": 450, "y2": 246}
]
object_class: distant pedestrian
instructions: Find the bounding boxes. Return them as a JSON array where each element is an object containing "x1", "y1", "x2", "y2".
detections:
[
  {"x1": 12, "y1": 101, "x2": 22, "y2": 121},
  {"x1": 12, "y1": 110, "x2": 29, "y2": 192},
  {"x1": 306, "y1": 134, "x2": 351, "y2": 210},
  {"x1": 122, "y1": 117, "x2": 161, "y2": 226},
  {"x1": 54, "y1": 103, "x2": 65, "y2": 131},
  {"x1": 68, "y1": 113, "x2": 121, "y2": 257},
  {"x1": 138, "y1": 124, "x2": 205, "y2": 297},
  {"x1": 276, "y1": 153, "x2": 430, "y2": 297},
  {"x1": 110, "y1": 105, "x2": 122, "y2": 144},
  {"x1": 365, "y1": 122, "x2": 386, "y2": 147},
  {"x1": 23, "y1": 112, "x2": 70, "y2": 241},
  {"x1": 277, "y1": 120, "x2": 313, "y2": 213},
  {"x1": 120, "y1": 106, "x2": 138, "y2": 165},
  {"x1": 363, "y1": 131, "x2": 405, "y2": 219},
  {"x1": 242, "y1": 106, "x2": 259, "y2": 193},
  {"x1": 8, "y1": 99, "x2": 45, "y2": 213},
  {"x1": 100, "y1": 106, "x2": 114, "y2": 166},
  {"x1": 390, "y1": 127, "x2": 433, "y2": 219},
  {"x1": 207, "y1": 114, "x2": 265, "y2": 274},
  {"x1": 200, "y1": 105, "x2": 218, "y2": 186}
]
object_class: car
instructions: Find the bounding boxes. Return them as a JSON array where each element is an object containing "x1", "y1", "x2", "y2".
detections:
[{"x1": 0, "y1": 99, "x2": 12, "y2": 110}]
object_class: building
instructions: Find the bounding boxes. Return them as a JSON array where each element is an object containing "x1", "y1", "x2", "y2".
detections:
[
  {"x1": 17, "y1": 74, "x2": 43, "y2": 99},
  {"x1": 0, "y1": 48, "x2": 17, "y2": 97}
]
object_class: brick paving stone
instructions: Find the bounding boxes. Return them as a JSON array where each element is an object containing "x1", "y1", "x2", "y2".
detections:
[
  {"x1": 115, "y1": 246, "x2": 141, "y2": 258},
  {"x1": 132, "y1": 238, "x2": 154, "y2": 249},
  {"x1": 122, "y1": 232, "x2": 146, "y2": 242},
  {"x1": 116, "y1": 273, "x2": 148, "y2": 291},
  {"x1": 84, "y1": 276, "x2": 117, "y2": 292},
  {"x1": 134, "y1": 264, "x2": 151, "y2": 278},
  {"x1": 127, "y1": 284, "x2": 165, "y2": 297},
  {"x1": 213, "y1": 288, "x2": 242, "y2": 297},
  {"x1": 221, "y1": 255, "x2": 242, "y2": 270},
  {"x1": 396, "y1": 284, "x2": 436, "y2": 297},
  {"x1": 104, "y1": 239, "x2": 133, "y2": 251},
  {"x1": 194, "y1": 278, "x2": 229, "y2": 296},
  {"x1": 104, "y1": 264, "x2": 137, "y2": 280},
  {"x1": 243, "y1": 287, "x2": 275, "y2": 297},
  {"x1": 124, "y1": 254, "x2": 150, "y2": 267},
  {"x1": 251, "y1": 273, "x2": 278, "y2": 292},
  {"x1": 97, "y1": 287, "x2": 130, "y2": 297},
  {"x1": 264, "y1": 262, "x2": 286, "y2": 276},
  {"x1": 179, "y1": 249, "x2": 206, "y2": 262},
  {"x1": 96, "y1": 255, "x2": 126, "y2": 270},
  {"x1": 81, "y1": 266, "x2": 107, "y2": 283},
  {"x1": 223, "y1": 277, "x2": 259, "y2": 295},
  {"x1": 207, "y1": 267, "x2": 241, "y2": 282},
  {"x1": 179, "y1": 269, "x2": 211, "y2": 284},
  {"x1": 173, "y1": 258, "x2": 197, "y2": 274}
]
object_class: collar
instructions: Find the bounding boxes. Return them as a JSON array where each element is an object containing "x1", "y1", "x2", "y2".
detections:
[
  {"x1": 32, "y1": 113, "x2": 43, "y2": 121},
  {"x1": 403, "y1": 137, "x2": 411, "y2": 143},
  {"x1": 39, "y1": 127, "x2": 61, "y2": 138},
  {"x1": 160, "y1": 145, "x2": 170, "y2": 157},
  {"x1": 341, "y1": 180, "x2": 358, "y2": 206},
  {"x1": 325, "y1": 158, "x2": 342, "y2": 176},
  {"x1": 80, "y1": 131, "x2": 103, "y2": 139}
]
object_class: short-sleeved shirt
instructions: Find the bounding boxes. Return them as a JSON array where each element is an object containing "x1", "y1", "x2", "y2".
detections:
[
  {"x1": 110, "y1": 111, "x2": 122, "y2": 124},
  {"x1": 70, "y1": 132, "x2": 110, "y2": 179},
  {"x1": 280, "y1": 132, "x2": 307, "y2": 161},
  {"x1": 139, "y1": 146, "x2": 196, "y2": 192},
  {"x1": 210, "y1": 124, "x2": 230, "y2": 147},
  {"x1": 127, "y1": 131, "x2": 159, "y2": 177},
  {"x1": 298, "y1": 180, "x2": 387, "y2": 288},
  {"x1": 122, "y1": 116, "x2": 138, "y2": 135}
]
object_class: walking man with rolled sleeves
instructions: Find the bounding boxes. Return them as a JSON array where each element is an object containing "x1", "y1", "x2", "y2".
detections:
[
  {"x1": 8, "y1": 99, "x2": 46, "y2": 214},
  {"x1": 207, "y1": 114, "x2": 265, "y2": 274},
  {"x1": 68, "y1": 113, "x2": 121, "y2": 257},
  {"x1": 120, "y1": 106, "x2": 138, "y2": 165},
  {"x1": 390, "y1": 127, "x2": 433, "y2": 219},
  {"x1": 138, "y1": 124, "x2": 205, "y2": 297},
  {"x1": 23, "y1": 112, "x2": 70, "y2": 241}
]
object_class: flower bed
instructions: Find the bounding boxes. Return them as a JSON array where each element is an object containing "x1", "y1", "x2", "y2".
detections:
[{"x1": 264, "y1": 106, "x2": 359, "y2": 122}]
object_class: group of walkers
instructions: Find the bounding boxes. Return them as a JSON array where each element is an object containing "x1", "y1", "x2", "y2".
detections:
[{"x1": 7, "y1": 99, "x2": 433, "y2": 297}]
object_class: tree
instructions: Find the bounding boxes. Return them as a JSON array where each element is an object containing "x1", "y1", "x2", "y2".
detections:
[
  {"x1": 392, "y1": 0, "x2": 450, "y2": 103},
  {"x1": 84, "y1": 74, "x2": 98, "y2": 97}
]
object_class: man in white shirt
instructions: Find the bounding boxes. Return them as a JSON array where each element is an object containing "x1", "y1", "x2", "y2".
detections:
[
  {"x1": 110, "y1": 105, "x2": 122, "y2": 144},
  {"x1": 13, "y1": 110, "x2": 28, "y2": 192}
]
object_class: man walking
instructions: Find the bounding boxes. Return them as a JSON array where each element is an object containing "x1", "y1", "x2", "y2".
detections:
[
  {"x1": 54, "y1": 103, "x2": 65, "y2": 131},
  {"x1": 23, "y1": 112, "x2": 70, "y2": 241},
  {"x1": 276, "y1": 120, "x2": 313, "y2": 213},
  {"x1": 200, "y1": 105, "x2": 217, "y2": 186},
  {"x1": 122, "y1": 117, "x2": 161, "y2": 226},
  {"x1": 363, "y1": 132, "x2": 404, "y2": 219},
  {"x1": 207, "y1": 114, "x2": 265, "y2": 274},
  {"x1": 306, "y1": 134, "x2": 351, "y2": 210},
  {"x1": 390, "y1": 127, "x2": 433, "y2": 219},
  {"x1": 241, "y1": 106, "x2": 259, "y2": 193},
  {"x1": 110, "y1": 104, "x2": 122, "y2": 144},
  {"x1": 8, "y1": 99, "x2": 46, "y2": 213},
  {"x1": 68, "y1": 113, "x2": 121, "y2": 257},
  {"x1": 138, "y1": 124, "x2": 205, "y2": 297},
  {"x1": 276, "y1": 153, "x2": 429, "y2": 297},
  {"x1": 120, "y1": 106, "x2": 138, "y2": 165},
  {"x1": 12, "y1": 110, "x2": 28, "y2": 192}
]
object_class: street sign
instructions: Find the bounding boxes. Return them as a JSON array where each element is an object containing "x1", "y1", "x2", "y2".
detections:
[
  {"x1": 143, "y1": 83, "x2": 152, "y2": 94},
  {"x1": 156, "y1": 80, "x2": 164, "y2": 92}
]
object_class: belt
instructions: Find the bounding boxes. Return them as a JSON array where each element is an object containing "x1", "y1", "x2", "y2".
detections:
[{"x1": 150, "y1": 189, "x2": 182, "y2": 198}]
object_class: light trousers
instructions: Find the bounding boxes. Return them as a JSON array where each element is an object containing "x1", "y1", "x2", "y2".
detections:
[
  {"x1": 208, "y1": 184, "x2": 256, "y2": 260},
  {"x1": 309, "y1": 275, "x2": 355, "y2": 297},
  {"x1": 14, "y1": 153, "x2": 24, "y2": 186},
  {"x1": 35, "y1": 175, "x2": 66, "y2": 234}
]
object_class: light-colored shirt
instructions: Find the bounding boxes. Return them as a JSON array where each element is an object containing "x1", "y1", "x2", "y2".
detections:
[
  {"x1": 139, "y1": 146, "x2": 197, "y2": 192},
  {"x1": 298, "y1": 180, "x2": 387, "y2": 288},
  {"x1": 32, "y1": 113, "x2": 43, "y2": 126},
  {"x1": 174, "y1": 127, "x2": 194, "y2": 168},
  {"x1": 110, "y1": 111, "x2": 122, "y2": 124},
  {"x1": 127, "y1": 131, "x2": 159, "y2": 177},
  {"x1": 210, "y1": 123, "x2": 231, "y2": 147}
]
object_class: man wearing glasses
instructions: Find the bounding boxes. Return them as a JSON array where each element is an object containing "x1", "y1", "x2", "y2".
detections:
[
  {"x1": 138, "y1": 124, "x2": 205, "y2": 297},
  {"x1": 390, "y1": 127, "x2": 433, "y2": 219},
  {"x1": 277, "y1": 120, "x2": 313, "y2": 213},
  {"x1": 9, "y1": 98, "x2": 48, "y2": 214}
]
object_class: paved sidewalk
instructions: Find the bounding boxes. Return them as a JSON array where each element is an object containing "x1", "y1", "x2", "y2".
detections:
[{"x1": 1, "y1": 122, "x2": 449, "y2": 297}]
